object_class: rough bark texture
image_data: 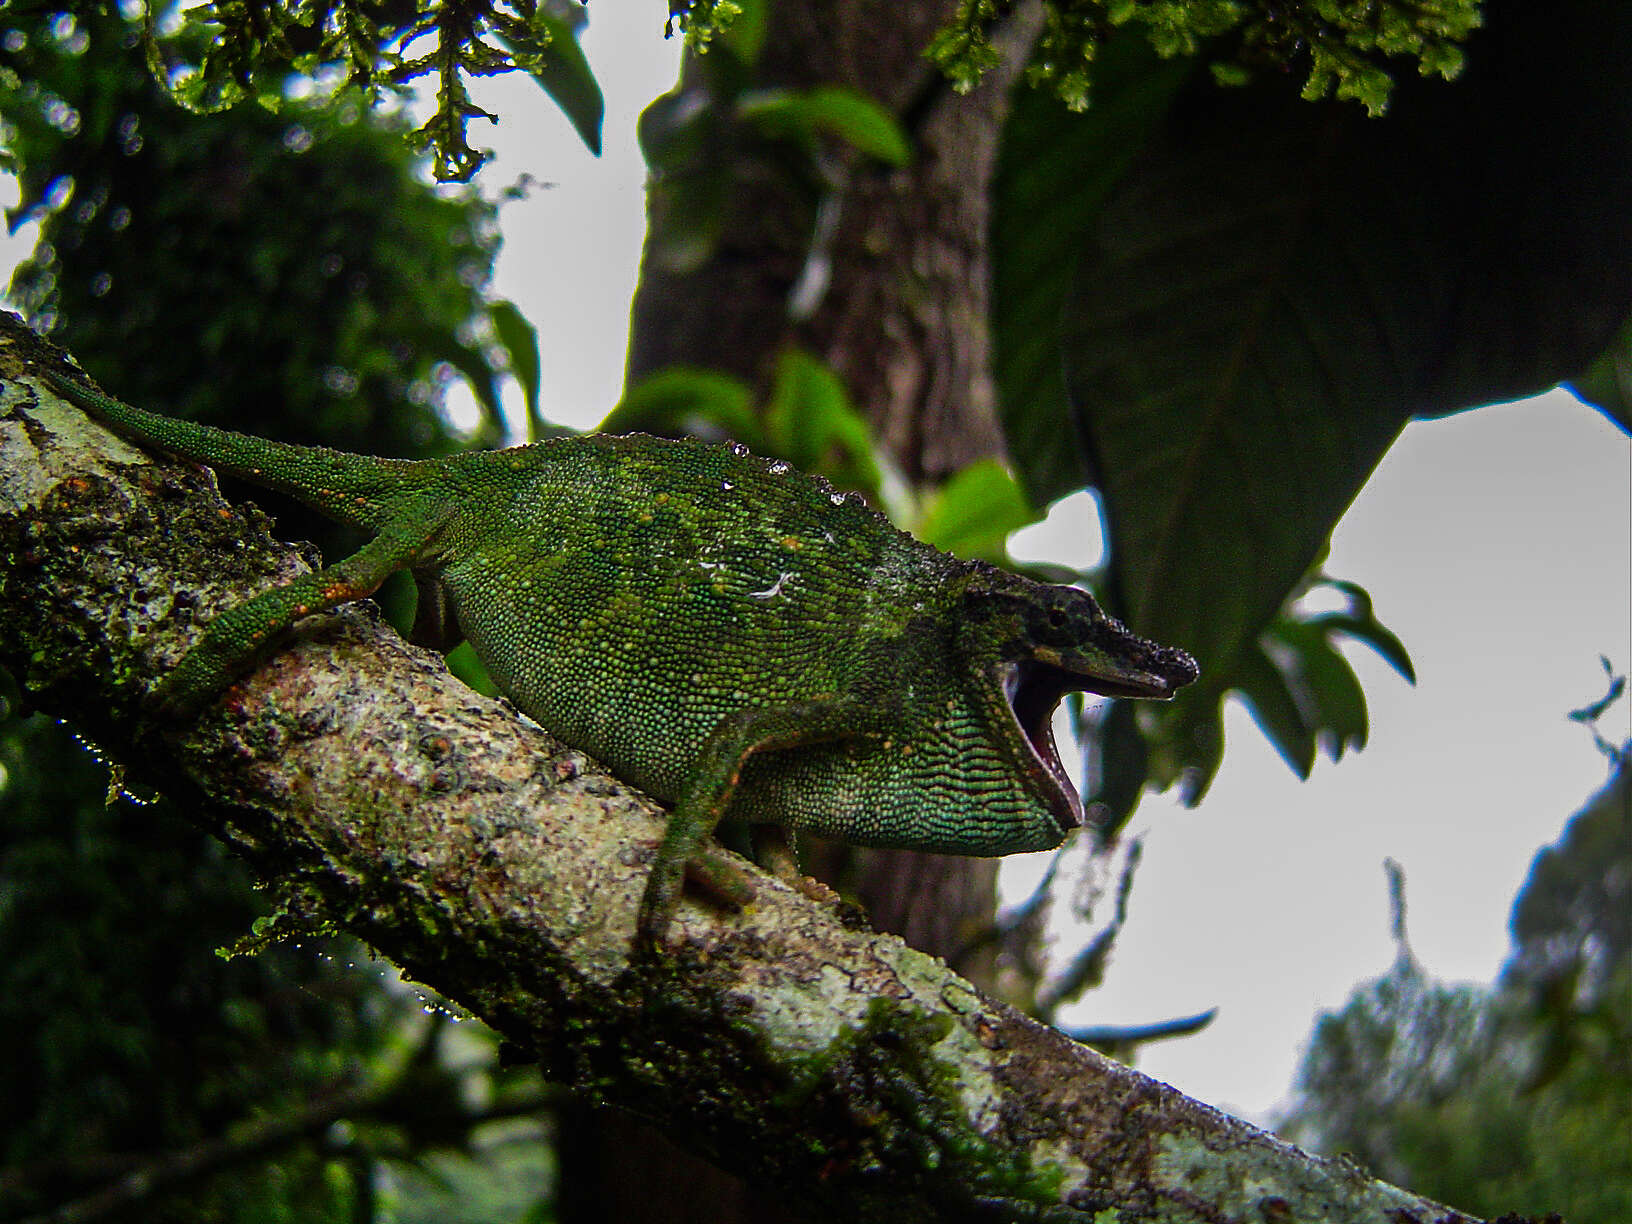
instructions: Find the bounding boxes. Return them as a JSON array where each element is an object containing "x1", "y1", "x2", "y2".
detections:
[{"x1": 0, "y1": 316, "x2": 1486, "y2": 1223}]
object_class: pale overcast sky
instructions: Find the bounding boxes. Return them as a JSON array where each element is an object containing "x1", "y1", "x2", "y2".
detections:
[{"x1": 6, "y1": 6, "x2": 1627, "y2": 1128}]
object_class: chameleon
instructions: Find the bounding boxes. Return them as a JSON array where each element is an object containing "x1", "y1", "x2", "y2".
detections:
[{"x1": 39, "y1": 366, "x2": 1199, "y2": 941}]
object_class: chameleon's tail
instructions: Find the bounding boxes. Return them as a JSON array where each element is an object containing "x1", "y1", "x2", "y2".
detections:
[{"x1": 41, "y1": 368, "x2": 434, "y2": 529}]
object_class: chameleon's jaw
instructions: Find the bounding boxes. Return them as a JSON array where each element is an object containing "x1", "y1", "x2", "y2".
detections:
[
  {"x1": 1001, "y1": 638, "x2": 1200, "y2": 835},
  {"x1": 1002, "y1": 660, "x2": 1084, "y2": 834}
]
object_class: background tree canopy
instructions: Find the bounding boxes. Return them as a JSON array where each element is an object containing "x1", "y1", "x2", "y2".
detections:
[
  {"x1": 1282, "y1": 739, "x2": 1632, "y2": 1224},
  {"x1": 0, "y1": 0, "x2": 1627, "y2": 1219}
]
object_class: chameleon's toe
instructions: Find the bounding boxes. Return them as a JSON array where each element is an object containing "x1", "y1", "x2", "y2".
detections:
[
  {"x1": 684, "y1": 848, "x2": 756, "y2": 909},
  {"x1": 636, "y1": 848, "x2": 756, "y2": 946},
  {"x1": 636, "y1": 869, "x2": 683, "y2": 946}
]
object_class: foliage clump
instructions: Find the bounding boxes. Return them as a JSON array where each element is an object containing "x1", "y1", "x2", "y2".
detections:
[
  {"x1": 927, "y1": 0, "x2": 1481, "y2": 115},
  {"x1": 134, "y1": 0, "x2": 599, "y2": 181},
  {"x1": 1, "y1": 8, "x2": 507, "y2": 459},
  {"x1": 19, "y1": 1, "x2": 1481, "y2": 184}
]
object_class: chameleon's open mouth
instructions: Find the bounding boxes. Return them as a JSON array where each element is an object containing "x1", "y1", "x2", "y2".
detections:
[
  {"x1": 1003, "y1": 660, "x2": 1085, "y2": 835},
  {"x1": 1003, "y1": 643, "x2": 1200, "y2": 836}
]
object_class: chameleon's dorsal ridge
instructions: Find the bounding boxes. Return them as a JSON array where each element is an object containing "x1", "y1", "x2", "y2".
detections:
[{"x1": 41, "y1": 368, "x2": 1200, "y2": 941}]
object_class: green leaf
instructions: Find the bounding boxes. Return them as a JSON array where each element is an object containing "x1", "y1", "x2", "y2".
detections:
[
  {"x1": 992, "y1": 35, "x2": 1193, "y2": 502},
  {"x1": 501, "y1": 8, "x2": 604, "y2": 157},
  {"x1": 1311, "y1": 612, "x2": 1416, "y2": 685},
  {"x1": 1295, "y1": 579, "x2": 1415, "y2": 686},
  {"x1": 602, "y1": 366, "x2": 760, "y2": 444},
  {"x1": 764, "y1": 348, "x2": 884, "y2": 499},
  {"x1": 1567, "y1": 315, "x2": 1632, "y2": 435},
  {"x1": 1268, "y1": 619, "x2": 1371, "y2": 762},
  {"x1": 914, "y1": 459, "x2": 1041, "y2": 561},
  {"x1": 487, "y1": 299, "x2": 544, "y2": 441},
  {"x1": 738, "y1": 85, "x2": 911, "y2": 167},
  {"x1": 1233, "y1": 642, "x2": 1317, "y2": 780}
]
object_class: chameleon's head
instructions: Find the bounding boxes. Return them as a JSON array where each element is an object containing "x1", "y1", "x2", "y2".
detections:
[{"x1": 957, "y1": 563, "x2": 1199, "y2": 842}]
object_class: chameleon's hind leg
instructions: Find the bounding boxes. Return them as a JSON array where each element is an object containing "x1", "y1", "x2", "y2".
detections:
[
  {"x1": 637, "y1": 697, "x2": 888, "y2": 944},
  {"x1": 154, "y1": 497, "x2": 454, "y2": 716}
]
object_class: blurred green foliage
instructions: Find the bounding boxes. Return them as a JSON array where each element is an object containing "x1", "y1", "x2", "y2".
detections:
[
  {"x1": 3, "y1": 8, "x2": 507, "y2": 458},
  {"x1": 635, "y1": 13, "x2": 909, "y2": 281},
  {"x1": 0, "y1": 8, "x2": 552, "y2": 1220},
  {"x1": 608, "y1": 351, "x2": 1042, "y2": 566}
]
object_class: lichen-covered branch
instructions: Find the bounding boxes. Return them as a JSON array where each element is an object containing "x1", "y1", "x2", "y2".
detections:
[{"x1": 0, "y1": 315, "x2": 1482, "y2": 1222}]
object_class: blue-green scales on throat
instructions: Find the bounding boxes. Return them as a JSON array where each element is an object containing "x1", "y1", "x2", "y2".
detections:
[{"x1": 41, "y1": 367, "x2": 1199, "y2": 940}]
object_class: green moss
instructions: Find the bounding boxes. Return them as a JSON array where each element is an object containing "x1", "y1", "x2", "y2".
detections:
[{"x1": 748, "y1": 994, "x2": 1067, "y2": 1213}]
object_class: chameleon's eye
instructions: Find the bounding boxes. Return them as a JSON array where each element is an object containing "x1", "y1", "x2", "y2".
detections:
[{"x1": 1032, "y1": 597, "x2": 1079, "y2": 646}]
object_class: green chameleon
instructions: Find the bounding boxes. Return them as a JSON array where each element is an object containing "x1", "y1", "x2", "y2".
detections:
[{"x1": 41, "y1": 367, "x2": 1198, "y2": 940}]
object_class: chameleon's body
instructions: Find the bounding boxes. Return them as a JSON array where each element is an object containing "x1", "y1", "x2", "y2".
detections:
[{"x1": 42, "y1": 368, "x2": 1198, "y2": 937}]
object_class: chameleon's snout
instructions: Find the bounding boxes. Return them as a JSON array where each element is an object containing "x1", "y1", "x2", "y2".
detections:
[{"x1": 1070, "y1": 621, "x2": 1199, "y2": 700}]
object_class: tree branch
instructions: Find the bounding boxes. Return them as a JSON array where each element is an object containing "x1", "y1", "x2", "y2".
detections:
[{"x1": 0, "y1": 314, "x2": 1483, "y2": 1222}]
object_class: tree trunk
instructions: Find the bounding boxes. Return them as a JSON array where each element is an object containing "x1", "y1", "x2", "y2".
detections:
[{"x1": 573, "y1": 4, "x2": 1047, "y2": 1216}]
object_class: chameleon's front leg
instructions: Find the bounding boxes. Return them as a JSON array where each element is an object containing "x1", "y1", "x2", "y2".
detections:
[
  {"x1": 153, "y1": 499, "x2": 454, "y2": 716},
  {"x1": 638, "y1": 698, "x2": 887, "y2": 943}
]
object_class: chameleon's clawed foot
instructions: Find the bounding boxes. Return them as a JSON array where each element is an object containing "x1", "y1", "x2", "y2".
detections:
[
  {"x1": 145, "y1": 672, "x2": 212, "y2": 723},
  {"x1": 635, "y1": 847, "x2": 756, "y2": 947}
]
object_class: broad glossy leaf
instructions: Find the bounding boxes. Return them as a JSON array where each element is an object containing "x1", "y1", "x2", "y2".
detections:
[
  {"x1": 914, "y1": 459, "x2": 1040, "y2": 561},
  {"x1": 488, "y1": 299, "x2": 544, "y2": 440},
  {"x1": 992, "y1": 0, "x2": 1632, "y2": 816},
  {"x1": 503, "y1": 8, "x2": 603, "y2": 157},
  {"x1": 738, "y1": 85, "x2": 910, "y2": 167},
  {"x1": 992, "y1": 37, "x2": 1191, "y2": 502},
  {"x1": 999, "y1": 1, "x2": 1632, "y2": 665}
]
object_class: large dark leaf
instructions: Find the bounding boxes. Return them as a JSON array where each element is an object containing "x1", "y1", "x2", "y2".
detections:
[
  {"x1": 991, "y1": 36, "x2": 1191, "y2": 503},
  {"x1": 994, "y1": 0, "x2": 1632, "y2": 810},
  {"x1": 1570, "y1": 320, "x2": 1632, "y2": 434},
  {"x1": 1001, "y1": 0, "x2": 1632, "y2": 666},
  {"x1": 507, "y1": 5, "x2": 605, "y2": 157}
]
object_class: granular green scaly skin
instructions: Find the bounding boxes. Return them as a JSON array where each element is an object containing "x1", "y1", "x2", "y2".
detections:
[{"x1": 42, "y1": 369, "x2": 1198, "y2": 939}]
